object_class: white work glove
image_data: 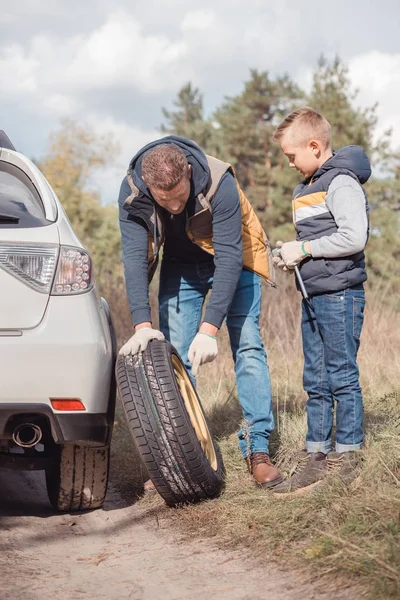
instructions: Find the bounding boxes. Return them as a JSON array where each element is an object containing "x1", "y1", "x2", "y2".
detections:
[
  {"x1": 188, "y1": 333, "x2": 218, "y2": 377},
  {"x1": 119, "y1": 327, "x2": 165, "y2": 356},
  {"x1": 280, "y1": 240, "x2": 309, "y2": 269},
  {"x1": 272, "y1": 240, "x2": 291, "y2": 272}
]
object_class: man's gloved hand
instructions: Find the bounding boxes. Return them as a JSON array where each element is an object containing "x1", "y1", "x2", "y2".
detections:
[
  {"x1": 280, "y1": 240, "x2": 310, "y2": 269},
  {"x1": 119, "y1": 327, "x2": 165, "y2": 356},
  {"x1": 188, "y1": 333, "x2": 218, "y2": 377}
]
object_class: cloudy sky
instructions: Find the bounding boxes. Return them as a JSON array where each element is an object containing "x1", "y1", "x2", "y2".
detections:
[{"x1": 1, "y1": 0, "x2": 400, "y2": 202}]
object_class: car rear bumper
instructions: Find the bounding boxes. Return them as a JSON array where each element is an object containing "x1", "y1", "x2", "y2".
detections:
[
  {"x1": 0, "y1": 291, "x2": 114, "y2": 414},
  {"x1": 0, "y1": 403, "x2": 111, "y2": 447}
]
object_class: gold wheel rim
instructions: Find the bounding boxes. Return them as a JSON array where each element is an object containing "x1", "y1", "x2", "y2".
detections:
[{"x1": 172, "y1": 355, "x2": 218, "y2": 471}]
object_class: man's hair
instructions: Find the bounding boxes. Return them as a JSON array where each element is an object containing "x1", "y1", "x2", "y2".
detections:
[
  {"x1": 141, "y1": 143, "x2": 188, "y2": 190},
  {"x1": 273, "y1": 106, "x2": 332, "y2": 149}
]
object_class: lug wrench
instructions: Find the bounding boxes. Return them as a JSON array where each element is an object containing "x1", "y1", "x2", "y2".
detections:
[{"x1": 272, "y1": 248, "x2": 309, "y2": 300}]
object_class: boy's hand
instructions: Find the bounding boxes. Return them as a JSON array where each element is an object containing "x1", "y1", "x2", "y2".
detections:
[
  {"x1": 280, "y1": 240, "x2": 311, "y2": 268},
  {"x1": 272, "y1": 255, "x2": 290, "y2": 272},
  {"x1": 272, "y1": 240, "x2": 292, "y2": 272}
]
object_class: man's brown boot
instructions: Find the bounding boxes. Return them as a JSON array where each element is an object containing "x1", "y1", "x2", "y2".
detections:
[{"x1": 246, "y1": 452, "x2": 283, "y2": 489}]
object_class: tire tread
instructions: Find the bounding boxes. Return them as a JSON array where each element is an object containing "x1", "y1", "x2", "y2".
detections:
[{"x1": 116, "y1": 340, "x2": 224, "y2": 506}]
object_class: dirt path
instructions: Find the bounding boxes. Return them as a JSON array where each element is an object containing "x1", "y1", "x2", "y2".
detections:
[{"x1": 0, "y1": 470, "x2": 357, "y2": 600}]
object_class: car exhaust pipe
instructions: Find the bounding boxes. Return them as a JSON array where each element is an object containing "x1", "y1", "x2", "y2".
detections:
[{"x1": 12, "y1": 423, "x2": 43, "y2": 448}]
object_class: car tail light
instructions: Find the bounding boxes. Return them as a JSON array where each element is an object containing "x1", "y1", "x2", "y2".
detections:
[
  {"x1": 52, "y1": 246, "x2": 93, "y2": 295},
  {"x1": 0, "y1": 244, "x2": 58, "y2": 293},
  {"x1": 50, "y1": 398, "x2": 86, "y2": 411}
]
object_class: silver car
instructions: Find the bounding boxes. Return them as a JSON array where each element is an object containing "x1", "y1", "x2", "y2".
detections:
[{"x1": 0, "y1": 131, "x2": 116, "y2": 511}]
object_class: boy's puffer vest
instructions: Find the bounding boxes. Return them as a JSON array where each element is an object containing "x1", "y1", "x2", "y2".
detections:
[
  {"x1": 294, "y1": 168, "x2": 369, "y2": 295},
  {"x1": 125, "y1": 155, "x2": 275, "y2": 285}
]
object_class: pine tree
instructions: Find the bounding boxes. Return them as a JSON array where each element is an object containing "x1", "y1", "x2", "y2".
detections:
[
  {"x1": 308, "y1": 55, "x2": 389, "y2": 157},
  {"x1": 308, "y1": 57, "x2": 398, "y2": 290},
  {"x1": 160, "y1": 60, "x2": 399, "y2": 283},
  {"x1": 365, "y1": 153, "x2": 400, "y2": 290},
  {"x1": 213, "y1": 70, "x2": 303, "y2": 235},
  {"x1": 161, "y1": 82, "x2": 214, "y2": 149}
]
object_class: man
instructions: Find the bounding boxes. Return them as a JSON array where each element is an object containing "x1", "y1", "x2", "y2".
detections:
[{"x1": 118, "y1": 135, "x2": 282, "y2": 489}]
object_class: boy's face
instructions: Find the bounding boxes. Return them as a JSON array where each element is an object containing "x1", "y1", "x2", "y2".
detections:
[{"x1": 280, "y1": 134, "x2": 322, "y2": 179}]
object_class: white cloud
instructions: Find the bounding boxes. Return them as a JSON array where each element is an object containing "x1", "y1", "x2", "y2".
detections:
[
  {"x1": 85, "y1": 115, "x2": 159, "y2": 203},
  {"x1": 44, "y1": 94, "x2": 80, "y2": 117},
  {"x1": 181, "y1": 10, "x2": 216, "y2": 31},
  {"x1": 1, "y1": 11, "x2": 191, "y2": 102},
  {"x1": 0, "y1": 4, "x2": 323, "y2": 109},
  {"x1": 0, "y1": 44, "x2": 39, "y2": 92},
  {"x1": 1, "y1": 0, "x2": 400, "y2": 204},
  {"x1": 348, "y1": 51, "x2": 400, "y2": 148},
  {"x1": 65, "y1": 11, "x2": 189, "y2": 93},
  {"x1": 295, "y1": 51, "x2": 400, "y2": 150}
]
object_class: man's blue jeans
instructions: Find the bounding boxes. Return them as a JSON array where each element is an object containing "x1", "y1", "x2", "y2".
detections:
[
  {"x1": 158, "y1": 260, "x2": 274, "y2": 458},
  {"x1": 301, "y1": 285, "x2": 366, "y2": 454}
]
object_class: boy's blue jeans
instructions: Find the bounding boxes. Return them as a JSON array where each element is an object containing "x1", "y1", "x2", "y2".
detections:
[
  {"x1": 158, "y1": 260, "x2": 274, "y2": 458},
  {"x1": 301, "y1": 285, "x2": 366, "y2": 454}
]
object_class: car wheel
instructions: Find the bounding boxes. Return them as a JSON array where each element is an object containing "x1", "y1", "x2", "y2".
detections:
[
  {"x1": 45, "y1": 443, "x2": 110, "y2": 511},
  {"x1": 116, "y1": 339, "x2": 225, "y2": 506}
]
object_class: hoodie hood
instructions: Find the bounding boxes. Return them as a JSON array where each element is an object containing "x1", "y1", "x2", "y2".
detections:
[
  {"x1": 129, "y1": 135, "x2": 210, "y2": 199},
  {"x1": 313, "y1": 145, "x2": 372, "y2": 184}
]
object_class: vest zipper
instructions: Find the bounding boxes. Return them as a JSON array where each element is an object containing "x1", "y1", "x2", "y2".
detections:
[
  {"x1": 185, "y1": 208, "x2": 214, "y2": 255},
  {"x1": 153, "y1": 206, "x2": 158, "y2": 257}
]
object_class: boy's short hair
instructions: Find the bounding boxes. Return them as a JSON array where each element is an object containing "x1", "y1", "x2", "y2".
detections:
[
  {"x1": 142, "y1": 143, "x2": 188, "y2": 190},
  {"x1": 273, "y1": 107, "x2": 332, "y2": 149}
]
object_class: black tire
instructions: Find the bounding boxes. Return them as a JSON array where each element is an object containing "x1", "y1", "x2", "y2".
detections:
[
  {"x1": 46, "y1": 443, "x2": 110, "y2": 511},
  {"x1": 101, "y1": 297, "x2": 117, "y2": 439},
  {"x1": 116, "y1": 340, "x2": 225, "y2": 506}
]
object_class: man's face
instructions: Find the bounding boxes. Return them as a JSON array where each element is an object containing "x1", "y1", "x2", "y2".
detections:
[
  {"x1": 147, "y1": 165, "x2": 192, "y2": 214},
  {"x1": 281, "y1": 135, "x2": 321, "y2": 179}
]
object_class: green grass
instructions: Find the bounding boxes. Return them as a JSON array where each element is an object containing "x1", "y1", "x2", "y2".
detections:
[
  {"x1": 110, "y1": 387, "x2": 400, "y2": 599},
  {"x1": 109, "y1": 281, "x2": 400, "y2": 598},
  {"x1": 165, "y1": 391, "x2": 400, "y2": 598}
]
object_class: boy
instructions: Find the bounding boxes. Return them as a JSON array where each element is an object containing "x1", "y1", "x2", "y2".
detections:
[{"x1": 271, "y1": 107, "x2": 371, "y2": 494}]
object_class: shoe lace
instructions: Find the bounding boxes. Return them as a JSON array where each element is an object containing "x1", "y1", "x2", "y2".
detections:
[
  {"x1": 327, "y1": 454, "x2": 345, "y2": 471},
  {"x1": 250, "y1": 453, "x2": 271, "y2": 469},
  {"x1": 290, "y1": 454, "x2": 309, "y2": 476}
]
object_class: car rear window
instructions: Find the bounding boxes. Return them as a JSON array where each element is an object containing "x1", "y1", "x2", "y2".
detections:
[{"x1": 0, "y1": 161, "x2": 49, "y2": 228}]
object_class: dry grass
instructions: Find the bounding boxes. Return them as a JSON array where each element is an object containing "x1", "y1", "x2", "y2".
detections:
[{"x1": 108, "y1": 273, "x2": 400, "y2": 599}]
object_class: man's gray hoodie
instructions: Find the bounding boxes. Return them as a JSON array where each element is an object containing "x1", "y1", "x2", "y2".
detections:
[{"x1": 118, "y1": 136, "x2": 243, "y2": 328}]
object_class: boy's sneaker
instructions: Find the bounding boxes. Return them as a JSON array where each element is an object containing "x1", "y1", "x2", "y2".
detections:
[
  {"x1": 326, "y1": 451, "x2": 361, "y2": 484},
  {"x1": 272, "y1": 450, "x2": 328, "y2": 496}
]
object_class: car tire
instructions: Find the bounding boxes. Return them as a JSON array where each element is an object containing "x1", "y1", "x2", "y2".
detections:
[
  {"x1": 45, "y1": 443, "x2": 110, "y2": 511},
  {"x1": 116, "y1": 339, "x2": 225, "y2": 506}
]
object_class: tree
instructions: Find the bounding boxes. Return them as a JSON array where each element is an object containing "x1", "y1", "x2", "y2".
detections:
[
  {"x1": 214, "y1": 70, "x2": 302, "y2": 183},
  {"x1": 364, "y1": 153, "x2": 400, "y2": 291},
  {"x1": 38, "y1": 120, "x2": 122, "y2": 286},
  {"x1": 308, "y1": 55, "x2": 391, "y2": 161},
  {"x1": 160, "y1": 60, "x2": 399, "y2": 289},
  {"x1": 212, "y1": 70, "x2": 303, "y2": 236},
  {"x1": 307, "y1": 57, "x2": 400, "y2": 289},
  {"x1": 161, "y1": 82, "x2": 214, "y2": 149}
]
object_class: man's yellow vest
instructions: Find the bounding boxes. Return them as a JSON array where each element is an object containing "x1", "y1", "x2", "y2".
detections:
[{"x1": 128, "y1": 155, "x2": 275, "y2": 285}]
